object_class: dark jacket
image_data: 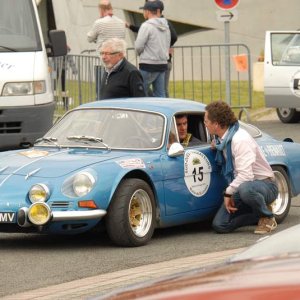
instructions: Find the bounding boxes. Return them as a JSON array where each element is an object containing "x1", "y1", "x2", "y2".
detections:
[{"x1": 100, "y1": 59, "x2": 146, "y2": 100}]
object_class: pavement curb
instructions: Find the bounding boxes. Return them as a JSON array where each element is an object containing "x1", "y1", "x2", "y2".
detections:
[
  {"x1": 3, "y1": 248, "x2": 244, "y2": 300},
  {"x1": 239, "y1": 107, "x2": 276, "y2": 122},
  {"x1": 249, "y1": 108, "x2": 276, "y2": 122}
]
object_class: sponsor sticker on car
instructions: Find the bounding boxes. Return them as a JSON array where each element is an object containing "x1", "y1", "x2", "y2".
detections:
[
  {"x1": 19, "y1": 150, "x2": 49, "y2": 158},
  {"x1": 116, "y1": 158, "x2": 146, "y2": 169}
]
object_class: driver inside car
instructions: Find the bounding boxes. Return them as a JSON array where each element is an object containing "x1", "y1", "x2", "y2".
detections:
[{"x1": 176, "y1": 114, "x2": 201, "y2": 147}]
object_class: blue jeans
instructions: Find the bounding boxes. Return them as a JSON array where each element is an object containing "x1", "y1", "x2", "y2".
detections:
[
  {"x1": 212, "y1": 179, "x2": 279, "y2": 233},
  {"x1": 140, "y1": 70, "x2": 166, "y2": 98}
]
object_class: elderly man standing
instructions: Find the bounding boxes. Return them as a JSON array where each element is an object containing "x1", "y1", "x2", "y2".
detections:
[
  {"x1": 99, "y1": 38, "x2": 145, "y2": 100},
  {"x1": 135, "y1": 0, "x2": 170, "y2": 98},
  {"x1": 87, "y1": 0, "x2": 126, "y2": 99}
]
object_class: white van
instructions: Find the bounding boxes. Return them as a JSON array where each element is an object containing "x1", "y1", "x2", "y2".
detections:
[
  {"x1": 264, "y1": 31, "x2": 300, "y2": 123},
  {"x1": 0, "y1": 0, "x2": 66, "y2": 149}
]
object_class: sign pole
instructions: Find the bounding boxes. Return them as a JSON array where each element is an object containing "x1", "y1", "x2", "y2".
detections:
[
  {"x1": 224, "y1": 20, "x2": 231, "y2": 104},
  {"x1": 214, "y1": 0, "x2": 240, "y2": 105}
]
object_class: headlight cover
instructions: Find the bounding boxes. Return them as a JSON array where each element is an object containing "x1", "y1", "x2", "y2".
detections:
[
  {"x1": 29, "y1": 183, "x2": 50, "y2": 203},
  {"x1": 2, "y1": 81, "x2": 46, "y2": 96},
  {"x1": 62, "y1": 171, "x2": 96, "y2": 198},
  {"x1": 28, "y1": 202, "x2": 51, "y2": 225}
]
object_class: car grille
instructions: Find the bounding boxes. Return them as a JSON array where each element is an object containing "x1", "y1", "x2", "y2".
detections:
[
  {"x1": 49, "y1": 201, "x2": 72, "y2": 209},
  {"x1": 0, "y1": 122, "x2": 22, "y2": 134}
]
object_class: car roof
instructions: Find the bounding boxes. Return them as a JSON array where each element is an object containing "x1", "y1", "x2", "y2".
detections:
[{"x1": 78, "y1": 98, "x2": 206, "y2": 117}]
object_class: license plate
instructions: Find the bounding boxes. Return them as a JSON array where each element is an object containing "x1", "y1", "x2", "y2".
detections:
[{"x1": 0, "y1": 212, "x2": 16, "y2": 223}]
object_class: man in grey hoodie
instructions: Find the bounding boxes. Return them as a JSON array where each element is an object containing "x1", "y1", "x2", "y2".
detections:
[{"x1": 135, "y1": 0, "x2": 171, "y2": 97}]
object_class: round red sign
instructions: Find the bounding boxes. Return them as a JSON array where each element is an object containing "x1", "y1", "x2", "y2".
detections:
[{"x1": 214, "y1": 0, "x2": 239, "y2": 10}]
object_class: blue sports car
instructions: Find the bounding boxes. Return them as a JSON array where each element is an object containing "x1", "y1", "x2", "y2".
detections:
[{"x1": 0, "y1": 98, "x2": 298, "y2": 246}]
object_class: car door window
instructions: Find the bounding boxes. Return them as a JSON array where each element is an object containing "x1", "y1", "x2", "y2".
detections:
[
  {"x1": 169, "y1": 113, "x2": 207, "y2": 148},
  {"x1": 271, "y1": 33, "x2": 300, "y2": 66}
]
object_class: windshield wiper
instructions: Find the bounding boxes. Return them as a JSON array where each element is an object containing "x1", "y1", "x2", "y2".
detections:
[
  {"x1": 67, "y1": 135, "x2": 110, "y2": 150},
  {"x1": 0, "y1": 45, "x2": 17, "y2": 52},
  {"x1": 35, "y1": 136, "x2": 60, "y2": 148}
]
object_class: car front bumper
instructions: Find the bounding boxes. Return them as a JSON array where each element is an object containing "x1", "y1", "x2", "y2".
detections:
[
  {"x1": 17, "y1": 204, "x2": 107, "y2": 228},
  {"x1": 52, "y1": 209, "x2": 106, "y2": 221}
]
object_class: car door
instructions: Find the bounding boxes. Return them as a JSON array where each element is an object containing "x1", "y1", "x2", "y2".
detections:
[
  {"x1": 161, "y1": 115, "x2": 226, "y2": 216},
  {"x1": 264, "y1": 31, "x2": 300, "y2": 123}
]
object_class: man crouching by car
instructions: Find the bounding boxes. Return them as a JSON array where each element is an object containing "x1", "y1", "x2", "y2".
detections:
[{"x1": 204, "y1": 101, "x2": 278, "y2": 235}]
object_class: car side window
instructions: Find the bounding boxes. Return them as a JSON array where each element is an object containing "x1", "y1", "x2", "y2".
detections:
[
  {"x1": 186, "y1": 114, "x2": 207, "y2": 146},
  {"x1": 169, "y1": 113, "x2": 207, "y2": 149},
  {"x1": 167, "y1": 118, "x2": 179, "y2": 149},
  {"x1": 271, "y1": 33, "x2": 300, "y2": 66}
]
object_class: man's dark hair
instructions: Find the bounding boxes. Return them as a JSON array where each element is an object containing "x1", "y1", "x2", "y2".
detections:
[
  {"x1": 205, "y1": 101, "x2": 237, "y2": 128},
  {"x1": 176, "y1": 113, "x2": 188, "y2": 119}
]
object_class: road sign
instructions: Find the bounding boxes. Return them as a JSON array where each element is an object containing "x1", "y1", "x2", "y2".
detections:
[
  {"x1": 214, "y1": 0, "x2": 239, "y2": 10},
  {"x1": 216, "y1": 9, "x2": 238, "y2": 22}
]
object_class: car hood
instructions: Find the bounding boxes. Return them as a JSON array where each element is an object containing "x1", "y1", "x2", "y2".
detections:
[
  {"x1": 107, "y1": 256, "x2": 300, "y2": 300},
  {"x1": 0, "y1": 148, "x2": 127, "y2": 178},
  {"x1": 103, "y1": 225, "x2": 300, "y2": 299}
]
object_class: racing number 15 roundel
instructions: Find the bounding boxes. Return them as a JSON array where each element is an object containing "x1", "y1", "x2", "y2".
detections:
[
  {"x1": 184, "y1": 150, "x2": 212, "y2": 197},
  {"x1": 214, "y1": 0, "x2": 239, "y2": 10}
]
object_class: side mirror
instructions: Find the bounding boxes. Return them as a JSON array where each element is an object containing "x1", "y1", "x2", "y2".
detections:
[
  {"x1": 168, "y1": 142, "x2": 184, "y2": 157},
  {"x1": 47, "y1": 30, "x2": 67, "y2": 57}
]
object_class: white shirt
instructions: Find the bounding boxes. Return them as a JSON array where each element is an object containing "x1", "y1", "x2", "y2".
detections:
[
  {"x1": 223, "y1": 127, "x2": 274, "y2": 195},
  {"x1": 87, "y1": 15, "x2": 125, "y2": 52}
]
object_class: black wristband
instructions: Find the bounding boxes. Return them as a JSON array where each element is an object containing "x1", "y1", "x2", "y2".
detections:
[{"x1": 223, "y1": 192, "x2": 232, "y2": 197}]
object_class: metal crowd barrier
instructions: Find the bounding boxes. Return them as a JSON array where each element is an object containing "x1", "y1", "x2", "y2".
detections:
[{"x1": 51, "y1": 43, "x2": 252, "y2": 117}]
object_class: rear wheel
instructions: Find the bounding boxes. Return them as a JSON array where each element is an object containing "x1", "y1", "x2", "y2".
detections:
[
  {"x1": 276, "y1": 108, "x2": 300, "y2": 123},
  {"x1": 106, "y1": 178, "x2": 155, "y2": 247},
  {"x1": 271, "y1": 166, "x2": 291, "y2": 223}
]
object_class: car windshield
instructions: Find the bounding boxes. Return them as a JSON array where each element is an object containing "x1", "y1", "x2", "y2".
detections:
[
  {"x1": 36, "y1": 108, "x2": 165, "y2": 150},
  {"x1": 239, "y1": 121, "x2": 262, "y2": 138},
  {"x1": 0, "y1": 0, "x2": 42, "y2": 52}
]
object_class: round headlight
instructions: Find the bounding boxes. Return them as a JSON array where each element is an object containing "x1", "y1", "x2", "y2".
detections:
[
  {"x1": 28, "y1": 202, "x2": 51, "y2": 225},
  {"x1": 73, "y1": 172, "x2": 95, "y2": 197},
  {"x1": 29, "y1": 184, "x2": 50, "y2": 203}
]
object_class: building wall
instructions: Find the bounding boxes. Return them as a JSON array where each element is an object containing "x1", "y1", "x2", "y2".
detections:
[
  {"x1": 46, "y1": 0, "x2": 300, "y2": 85},
  {"x1": 50, "y1": 0, "x2": 300, "y2": 62},
  {"x1": 112, "y1": 0, "x2": 300, "y2": 62}
]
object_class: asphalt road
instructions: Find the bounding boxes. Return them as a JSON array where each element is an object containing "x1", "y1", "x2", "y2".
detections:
[
  {"x1": 253, "y1": 117, "x2": 300, "y2": 143},
  {"x1": 1, "y1": 116, "x2": 300, "y2": 298}
]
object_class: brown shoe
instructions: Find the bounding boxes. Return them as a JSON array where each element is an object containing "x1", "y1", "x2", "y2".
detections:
[
  {"x1": 267, "y1": 202, "x2": 275, "y2": 213},
  {"x1": 254, "y1": 217, "x2": 277, "y2": 234}
]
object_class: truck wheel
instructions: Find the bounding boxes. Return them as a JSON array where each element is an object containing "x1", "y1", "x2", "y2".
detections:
[
  {"x1": 106, "y1": 178, "x2": 155, "y2": 247},
  {"x1": 271, "y1": 166, "x2": 291, "y2": 223},
  {"x1": 276, "y1": 108, "x2": 300, "y2": 123}
]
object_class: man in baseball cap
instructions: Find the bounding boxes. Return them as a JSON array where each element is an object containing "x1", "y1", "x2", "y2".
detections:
[
  {"x1": 135, "y1": 0, "x2": 170, "y2": 97},
  {"x1": 140, "y1": 0, "x2": 164, "y2": 12}
]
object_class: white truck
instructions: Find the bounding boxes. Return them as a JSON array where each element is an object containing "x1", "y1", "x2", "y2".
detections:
[
  {"x1": 264, "y1": 31, "x2": 300, "y2": 123},
  {"x1": 0, "y1": 0, "x2": 66, "y2": 149}
]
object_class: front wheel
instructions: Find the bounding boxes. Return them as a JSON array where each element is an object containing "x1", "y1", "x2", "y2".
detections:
[
  {"x1": 271, "y1": 166, "x2": 291, "y2": 223},
  {"x1": 276, "y1": 108, "x2": 300, "y2": 123},
  {"x1": 106, "y1": 178, "x2": 155, "y2": 247}
]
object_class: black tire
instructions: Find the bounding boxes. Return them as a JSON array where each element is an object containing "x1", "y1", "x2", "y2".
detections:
[
  {"x1": 276, "y1": 108, "x2": 300, "y2": 123},
  {"x1": 271, "y1": 166, "x2": 291, "y2": 223},
  {"x1": 106, "y1": 178, "x2": 155, "y2": 247}
]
